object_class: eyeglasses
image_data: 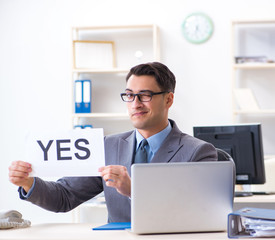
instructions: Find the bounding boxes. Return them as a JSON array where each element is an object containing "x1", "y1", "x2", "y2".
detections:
[{"x1": 120, "y1": 91, "x2": 168, "y2": 102}]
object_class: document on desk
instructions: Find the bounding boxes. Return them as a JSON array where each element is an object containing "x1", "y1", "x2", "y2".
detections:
[
  {"x1": 228, "y1": 208, "x2": 275, "y2": 238},
  {"x1": 93, "y1": 222, "x2": 131, "y2": 230},
  {"x1": 25, "y1": 128, "x2": 105, "y2": 177}
]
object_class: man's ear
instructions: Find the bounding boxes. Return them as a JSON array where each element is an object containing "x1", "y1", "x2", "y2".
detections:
[{"x1": 166, "y1": 92, "x2": 174, "y2": 108}]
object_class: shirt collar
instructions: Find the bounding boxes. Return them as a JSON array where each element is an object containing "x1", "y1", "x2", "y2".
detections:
[{"x1": 135, "y1": 121, "x2": 172, "y2": 154}]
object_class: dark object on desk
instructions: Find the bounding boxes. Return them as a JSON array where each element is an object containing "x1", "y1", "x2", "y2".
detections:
[
  {"x1": 251, "y1": 191, "x2": 275, "y2": 195},
  {"x1": 193, "y1": 124, "x2": 266, "y2": 187},
  {"x1": 235, "y1": 191, "x2": 275, "y2": 197},
  {"x1": 235, "y1": 191, "x2": 253, "y2": 197}
]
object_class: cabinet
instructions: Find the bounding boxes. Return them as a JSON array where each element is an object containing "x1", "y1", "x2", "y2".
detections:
[
  {"x1": 71, "y1": 25, "x2": 160, "y2": 135},
  {"x1": 231, "y1": 20, "x2": 275, "y2": 156}
]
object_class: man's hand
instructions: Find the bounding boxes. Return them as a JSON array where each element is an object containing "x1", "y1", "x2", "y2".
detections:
[
  {"x1": 9, "y1": 161, "x2": 34, "y2": 193},
  {"x1": 98, "y1": 165, "x2": 131, "y2": 197}
]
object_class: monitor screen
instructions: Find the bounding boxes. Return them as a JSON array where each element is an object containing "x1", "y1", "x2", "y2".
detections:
[{"x1": 193, "y1": 123, "x2": 265, "y2": 185}]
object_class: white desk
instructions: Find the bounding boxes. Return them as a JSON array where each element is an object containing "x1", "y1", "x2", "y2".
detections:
[
  {"x1": 2, "y1": 196, "x2": 274, "y2": 240},
  {"x1": 234, "y1": 194, "x2": 275, "y2": 211},
  {"x1": 0, "y1": 223, "x2": 231, "y2": 240},
  {"x1": 0, "y1": 223, "x2": 272, "y2": 240},
  {"x1": 3, "y1": 222, "x2": 275, "y2": 240}
]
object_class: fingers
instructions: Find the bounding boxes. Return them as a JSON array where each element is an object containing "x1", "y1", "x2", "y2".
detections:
[
  {"x1": 99, "y1": 165, "x2": 127, "y2": 182},
  {"x1": 9, "y1": 161, "x2": 32, "y2": 177},
  {"x1": 10, "y1": 161, "x2": 32, "y2": 173},
  {"x1": 98, "y1": 165, "x2": 131, "y2": 197},
  {"x1": 9, "y1": 161, "x2": 32, "y2": 186}
]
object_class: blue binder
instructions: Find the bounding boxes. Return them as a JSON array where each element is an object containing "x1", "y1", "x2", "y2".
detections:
[
  {"x1": 228, "y1": 207, "x2": 275, "y2": 238},
  {"x1": 82, "y1": 80, "x2": 91, "y2": 113},
  {"x1": 73, "y1": 124, "x2": 93, "y2": 129},
  {"x1": 83, "y1": 124, "x2": 93, "y2": 128},
  {"x1": 73, "y1": 125, "x2": 83, "y2": 129},
  {"x1": 74, "y1": 80, "x2": 91, "y2": 113},
  {"x1": 74, "y1": 80, "x2": 82, "y2": 113}
]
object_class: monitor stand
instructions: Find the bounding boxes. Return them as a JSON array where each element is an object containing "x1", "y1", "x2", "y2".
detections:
[
  {"x1": 235, "y1": 191, "x2": 275, "y2": 197},
  {"x1": 252, "y1": 191, "x2": 275, "y2": 195},
  {"x1": 235, "y1": 185, "x2": 254, "y2": 197},
  {"x1": 235, "y1": 191, "x2": 253, "y2": 197}
]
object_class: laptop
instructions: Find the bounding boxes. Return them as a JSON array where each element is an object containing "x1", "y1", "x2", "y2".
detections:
[{"x1": 131, "y1": 161, "x2": 234, "y2": 234}]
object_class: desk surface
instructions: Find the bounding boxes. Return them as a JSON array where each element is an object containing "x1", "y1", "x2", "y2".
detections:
[
  {"x1": 2, "y1": 196, "x2": 275, "y2": 240},
  {"x1": 234, "y1": 194, "x2": 275, "y2": 203},
  {"x1": 233, "y1": 194, "x2": 275, "y2": 212},
  {"x1": 0, "y1": 223, "x2": 270, "y2": 240}
]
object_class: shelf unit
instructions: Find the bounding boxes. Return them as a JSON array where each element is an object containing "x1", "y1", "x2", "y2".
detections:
[
  {"x1": 233, "y1": 63, "x2": 275, "y2": 69},
  {"x1": 231, "y1": 20, "x2": 275, "y2": 155},
  {"x1": 71, "y1": 25, "x2": 160, "y2": 135}
]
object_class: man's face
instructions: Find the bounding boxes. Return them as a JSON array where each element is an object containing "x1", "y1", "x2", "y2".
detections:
[{"x1": 125, "y1": 75, "x2": 173, "y2": 137}]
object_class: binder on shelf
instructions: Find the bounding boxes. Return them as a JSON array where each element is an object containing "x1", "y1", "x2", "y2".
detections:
[
  {"x1": 228, "y1": 208, "x2": 275, "y2": 238},
  {"x1": 73, "y1": 125, "x2": 83, "y2": 129},
  {"x1": 74, "y1": 80, "x2": 91, "y2": 113},
  {"x1": 73, "y1": 124, "x2": 93, "y2": 129},
  {"x1": 75, "y1": 80, "x2": 82, "y2": 113},
  {"x1": 83, "y1": 124, "x2": 93, "y2": 128},
  {"x1": 82, "y1": 80, "x2": 91, "y2": 113}
]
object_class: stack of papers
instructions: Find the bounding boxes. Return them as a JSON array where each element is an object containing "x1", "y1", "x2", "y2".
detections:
[
  {"x1": 241, "y1": 216, "x2": 275, "y2": 237},
  {"x1": 228, "y1": 208, "x2": 275, "y2": 238}
]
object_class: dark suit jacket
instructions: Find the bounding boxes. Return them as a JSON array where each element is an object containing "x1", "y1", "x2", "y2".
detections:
[{"x1": 21, "y1": 119, "x2": 217, "y2": 222}]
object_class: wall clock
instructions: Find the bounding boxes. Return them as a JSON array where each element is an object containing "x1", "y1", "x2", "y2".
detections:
[{"x1": 182, "y1": 12, "x2": 214, "y2": 44}]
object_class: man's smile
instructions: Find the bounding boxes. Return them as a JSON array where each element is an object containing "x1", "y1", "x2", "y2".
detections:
[{"x1": 131, "y1": 111, "x2": 148, "y2": 117}]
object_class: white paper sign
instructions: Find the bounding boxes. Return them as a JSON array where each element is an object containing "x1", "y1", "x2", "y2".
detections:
[{"x1": 25, "y1": 128, "x2": 105, "y2": 177}]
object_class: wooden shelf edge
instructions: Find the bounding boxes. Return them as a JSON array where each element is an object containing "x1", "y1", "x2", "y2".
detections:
[
  {"x1": 72, "y1": 24, "x2": 156, "y2": 31},
  {"x1": 233, "y1": 63, "x2": 275, "y2": 69},
  {"x1": 232, "y1": 19, "x2": 275, "y2": 24},
  {"x1": 73, "y1": 113, "x2": 129, "y2": 118},
  {"x1": 234, "y1": 110, "x2": 275, "y2": 114},
  {"x1": 72, "y1": 68, "x2": 129, "y2": 73},
  {"x1": 265, "y1": 155, "x2": 275, "y2": 160}
]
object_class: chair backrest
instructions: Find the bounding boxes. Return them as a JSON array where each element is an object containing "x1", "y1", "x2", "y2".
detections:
[
  {"x1": 216, "y1": 148, "x2": 236, "y2": 196},
  {"x1": 217, "y1": 148, "x2": 233, "y2": 162}
]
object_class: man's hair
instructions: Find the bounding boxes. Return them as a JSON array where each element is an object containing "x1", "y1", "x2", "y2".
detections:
[{"x1": 126, "y1": 62, "x2": 176, "y2": 93}]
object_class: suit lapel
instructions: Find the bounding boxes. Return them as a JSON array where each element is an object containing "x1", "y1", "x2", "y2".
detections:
[
  {"x1": 151, "y1": 120, "x2": 184, "y2": 163},
  {"x1": 117, "y1": 131, "x2": 136, "y2": 176},
  {"x1": 115, "y1": 120, "x2": 184, "y2": 166}
]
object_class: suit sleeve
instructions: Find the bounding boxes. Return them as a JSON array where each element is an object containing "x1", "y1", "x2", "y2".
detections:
[
  {"x1": 19, "y1": 176, "x2": 103, "y2": 213},
  {"x1": 189, "y1": 141, "x2": 217, "y2": 162}
]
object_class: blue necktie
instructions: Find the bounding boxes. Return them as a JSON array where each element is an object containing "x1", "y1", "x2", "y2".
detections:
[{"x1": 134, "y1": 139, "x2": 148, "y2": 163}]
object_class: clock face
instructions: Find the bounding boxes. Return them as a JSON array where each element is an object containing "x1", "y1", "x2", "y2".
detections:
[{"x1": 182, "y1": 12, "x2": 214, "y2": 44}]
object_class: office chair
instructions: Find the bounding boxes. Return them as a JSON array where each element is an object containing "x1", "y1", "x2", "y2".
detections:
[
  {"x1": 217, "y1": 148, "x2": 233, "y2": 162},
  {"x1": 216, "y1": 148, "x2": 236, "y2": 198}
]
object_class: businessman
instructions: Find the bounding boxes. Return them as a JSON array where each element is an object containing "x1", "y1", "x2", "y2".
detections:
[{"x1": 9, "y1": 62, "x2": 217, "y2": 223}]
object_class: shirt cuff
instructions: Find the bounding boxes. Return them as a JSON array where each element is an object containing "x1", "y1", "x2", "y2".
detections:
[{"x1": 18, "y1": 178, "x2": 36, "y2": 200}]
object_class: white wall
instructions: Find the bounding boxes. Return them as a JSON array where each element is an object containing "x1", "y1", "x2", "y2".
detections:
[{"x1": 1, "y1": 0, "x2": 275, "y2": 223}]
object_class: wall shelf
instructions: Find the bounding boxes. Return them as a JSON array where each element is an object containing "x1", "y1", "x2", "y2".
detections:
[
  {"x1": 231, "y1": 19, "x2": 275, "y2": 155},
  {"x1": 71, "y1": 24, "x2": 160, "y2": 135},
  {"x1": 233, "y1": 63, "x2": 275, "y2": 69},
  {"x1": 234, "y1": 110, "x2": 275, "y2": 114},
  {"x1": 72, "y1": 68, "x2": 129, "y2": 74},
  {"x1": 73, "y1": 113, "x2": 129, "y2": 118}
]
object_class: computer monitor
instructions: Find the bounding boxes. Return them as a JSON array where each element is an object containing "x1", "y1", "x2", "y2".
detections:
[{"x1": 193, "y1": 123, "x2": 265, "y2": 186}]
